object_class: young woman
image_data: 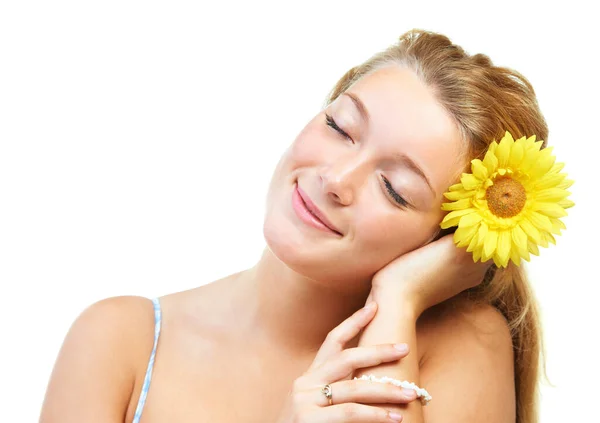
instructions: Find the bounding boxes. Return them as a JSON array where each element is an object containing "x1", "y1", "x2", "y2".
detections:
[{"x1": 40, "y1": 29, "x2": 546, "y2": 423}]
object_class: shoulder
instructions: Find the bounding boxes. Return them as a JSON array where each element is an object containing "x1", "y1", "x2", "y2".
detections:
[
  {"x1": 419, "y1": 295, "x2": 513, "y2": 354},
  {"x1": 417, "y1": 296, "x2": 515, "y2": 422},
  {"x1": 82, "y1": 295, "x2": 158, "y2": 334},
  {"x1": 69, "y1": 295, "x2": 158, "y2": 365},
  {"x1": 40, "y1": 295, "x2": 158, "y2": 422},
  {"x1": 77, "y1": 295, "x2": 156, "y2": 326}
]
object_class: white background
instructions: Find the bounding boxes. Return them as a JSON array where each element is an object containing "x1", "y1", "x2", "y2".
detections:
[{"x1": 1, "y1": 1, "x2": 598, "y2": 421}]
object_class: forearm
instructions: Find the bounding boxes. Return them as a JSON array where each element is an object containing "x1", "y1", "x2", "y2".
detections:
[{"x1": 355, "y1": 302, "x2": 425, "y2": 423}]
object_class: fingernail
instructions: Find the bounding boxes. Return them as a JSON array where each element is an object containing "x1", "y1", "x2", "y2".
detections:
[
  {"x1": 402, "y1": 388, "x2": 416, "y2": 397},
  {"x1": 365, "y1": 301, "x2": 377, "y2": 310},
  {"x1": 393, "y1": 343, "x2": 408, "y2": 353},
  {"x1": 362, "y1": 302, "x2": 377, "y2": 314},
  {"x1": 389, "y1": 411, "x2": 403, "y2": 421}
]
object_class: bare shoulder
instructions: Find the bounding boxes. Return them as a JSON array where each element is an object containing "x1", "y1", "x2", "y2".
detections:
[
  {"x1": 40, "y1": 295, "x2": 157, "y2": 423},
  {"x1": 417, "y1": 296, "x2": 515, "y2": 422},
  {"x1": 78, "y1": 295, "x2": 156, "y2": 335},
  {"x1": 66, "y1": 295, "x2": 158, "y2": 365},
  {"x1": 418, "y1": 295, "x2": 513, "y2": 353}
]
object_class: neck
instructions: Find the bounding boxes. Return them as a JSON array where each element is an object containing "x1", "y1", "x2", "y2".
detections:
[{"x1": 232, "y1": 246, "x2": 372, "y2": 353}]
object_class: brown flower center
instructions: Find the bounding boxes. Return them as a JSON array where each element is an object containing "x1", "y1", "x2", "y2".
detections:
[{"x1": 485, "y1": 177, "x2": 527, "y2": 218}]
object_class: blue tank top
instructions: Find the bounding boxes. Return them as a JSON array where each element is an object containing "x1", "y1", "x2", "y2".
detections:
[{"x1": 132, "y1": 297, "x2": 162, "y2": 423}]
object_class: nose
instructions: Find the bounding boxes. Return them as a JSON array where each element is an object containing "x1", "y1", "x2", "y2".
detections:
[{"x1": 319, "y1": 152, "x2": 369, "y2": 206}]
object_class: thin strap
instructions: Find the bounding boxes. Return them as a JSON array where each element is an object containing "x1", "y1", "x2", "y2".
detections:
[{"x1": 132, "y1": 297, "x2": 162, "y2": 423}]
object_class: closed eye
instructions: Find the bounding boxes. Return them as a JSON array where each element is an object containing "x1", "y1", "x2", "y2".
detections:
[
  {"x1": 382, "y1": 175, "x2": 410, "y2": 208},
  {"x1": 325, "y1": 113, "x2": 353, "y2": 142},
  {"x1": 324, "y1": 113, "x2": 408, "y2": 209}
]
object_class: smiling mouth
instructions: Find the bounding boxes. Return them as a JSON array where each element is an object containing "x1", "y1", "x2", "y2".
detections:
[
  {"x1": 293, "y1": 183, "x2": 342, "y2": 236},
  {"x1": 304, "y1": 204, "x2": 342, "y2": 235},
  {"x1": 301, "y1": 197, "x2": 331, "y2": 228}
]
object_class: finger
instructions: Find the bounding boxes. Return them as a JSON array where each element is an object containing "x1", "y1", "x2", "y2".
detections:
[
  {"x1": 309, "y1": 302, "x2": 378, "y2": 371},
  {"x1": 314, "y1": 380, "x2": 417, "y2": 407},
  {"x1": 311, "y1": 343, "x2": 409, "y2": 383},
  {"x1": 304, "y1": 403, "x2": 404, "y2": 423}
]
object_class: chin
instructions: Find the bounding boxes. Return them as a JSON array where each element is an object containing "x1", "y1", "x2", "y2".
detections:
[
  {"x1": 263, "y1": 209, "x2": 320, "y2": 270},
  {"x1": 262, "y1": 213, "x2": 370, "y2": 286}
]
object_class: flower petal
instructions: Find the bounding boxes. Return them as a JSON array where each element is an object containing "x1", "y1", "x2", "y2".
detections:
[
  {"x1": 455, "y1": 224, "x2": 479, "y2": 248},
  {"x1": 520, "y1": 143, "x2": 542, "y2": 173},
  {"x1": 510, "y1": 247, "x2": 522, "y2": 266},
  {"x1": 495, "y1": 134, "x2": 512, "y2": 168},
  {"x1": 492, "y1": 255, "x2": 503, "y2": 267},
  {"x1": 557, "y1": 179, "x2": 574, "y2": 190},
  {"x1": 511, "y1": 225, "x2": 527, "y2": 246},
  {"x1": 482, "y1": 229, "x2": 498, "y2": 261},
  {"x1": 460, "y1": 173, "x2": 483, "y2": 191},
  {"x1": 535, "y1": 173, "x2": 566, "y2": 190},
  {"x1": 549, "y1": 162, "x2": 565, "y2": 174},
  {"x1": 538, "y1": 231, "x2": 549, "y2": 248},
  {"x1": 532, "y1": 202, "x2": 568, "y2": 218},
  {"x1": 527, "y1": 241, "x2": 540, "y2": 256},
  {"x1": 441, "y1": 198, "x2": 472, "y2": 211},
  {"x1": 444, "y1": 189, "x2": 475, "y2": 201},
  {"x1": 501, "y1": 131, "x2": 515, "y2": 144},
  {"x1": 528, "y1": 240, "x2": 540, "y2": 256},
  {"x1": 549, "y1": 217, "x2": 566, "y2": 235},
  {"x1": 529, "y1": 147, "x2": 556, "y2": 179},
  {"x1": 520, "y1": 217, "x2": 541, "y2": 243},
  {"x1": 440, "y1": 209, "x2": 476, "y2": 229},
  {"x1": 512, "y1": 225, "x2": 529, "y2": 258},
  {"x1": 496, "y1": 230, "x2": 511, "y2": 268},
  {"x1": 471, "y1": 159, "x2": 488, "y2": 181},
  {"x1": 558, "y1": 199, "x2": 575, "y2": 209},
  {"x1": 534, "y1": 188, "x2": 570, "y2": 202},
  {"x1": 527, "y1": 211, "x2": 553, "y2": 232},
  {"x1": 472, "y1": 245, "x2": 483, "y2": 263},
  {"x1": 448, "y1": 182, "x2": 465, "y2": 191},
  {"x1": 459, "y1": 212, "x2": 484, "y2": 228},
  {"x1": 477, "y1": 221, "x2": 489, "y2": 247},
  {"x1": 466, "y1": 230, "x2": 480, "y2": 252},
  {"x1": 509, "y1": 141, "x2": 524, "y2": 169},
  {"x1": 482, "y1": 149, "x2": 499, "y2": 174},
  {"x1": 542, "y1": 231, "x2": 556, "y2": 245}
]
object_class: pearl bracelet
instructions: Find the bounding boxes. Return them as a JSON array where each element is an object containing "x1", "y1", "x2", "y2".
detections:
[{"x1": 353, "y1": 374, "x2": 432, "y2": 405}]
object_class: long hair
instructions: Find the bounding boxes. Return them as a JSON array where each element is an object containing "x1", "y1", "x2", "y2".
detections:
[{"x1": 324, "y1": 29, "x2": 546, "y2": 423}]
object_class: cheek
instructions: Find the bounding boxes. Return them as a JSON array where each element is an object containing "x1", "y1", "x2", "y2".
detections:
[
  {"x1": 265, "y1": 121, "x2": 324, "y2": 191},
  {"x1": 354, "y1": 209, "x2": 440, "y2": 257},
  {"x1": 288, "y1": 117, "x2": 339, "y2": 167}
]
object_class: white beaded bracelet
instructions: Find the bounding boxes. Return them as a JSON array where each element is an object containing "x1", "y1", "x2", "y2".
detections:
[{"x1": 353, "y1": 374, "x2": 432, "y2": 405}]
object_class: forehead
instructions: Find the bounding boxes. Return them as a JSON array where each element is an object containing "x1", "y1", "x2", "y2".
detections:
[{"x1": 344, "y1": 65, "x2": 466, "y2": 187}]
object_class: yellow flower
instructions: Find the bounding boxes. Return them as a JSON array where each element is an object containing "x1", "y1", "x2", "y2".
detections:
[{"x1": 440, "y1": 131, "x2": 574, "y2": 268}]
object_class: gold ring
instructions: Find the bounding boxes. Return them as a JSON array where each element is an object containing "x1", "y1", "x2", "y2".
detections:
[{"x1": 321, "y1": 384, "x2": 333, "y2": 405}]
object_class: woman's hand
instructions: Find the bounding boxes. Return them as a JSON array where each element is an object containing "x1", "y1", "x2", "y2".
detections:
[
  {"x1": 368, "y1": 235, "x2": 492, "y2": 318},
  {"x1": 276, "y1": 302, "x2": 417, "y2": 423}
]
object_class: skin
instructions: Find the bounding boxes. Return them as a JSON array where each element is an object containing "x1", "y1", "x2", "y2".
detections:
[{"x1": 40, "y1": 65, "x2": 515, "y2": 423}]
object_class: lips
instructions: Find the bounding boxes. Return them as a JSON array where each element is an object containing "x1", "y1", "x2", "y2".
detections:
[{"x1": 295, "y1": 184, "x2": 342, "y2": 235}]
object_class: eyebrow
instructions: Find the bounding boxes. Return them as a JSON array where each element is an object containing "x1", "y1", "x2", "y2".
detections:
[
  {"x1": 342, "y1": 92, "x2": 369, "y2": 123},
  {"x1": 393, "y1": 153, "x2": 437, "y2": 197}
]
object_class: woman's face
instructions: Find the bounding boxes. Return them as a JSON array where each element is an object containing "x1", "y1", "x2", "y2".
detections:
[{"x1": 263, "y1": 65, "x2": 467, "y2": 286}]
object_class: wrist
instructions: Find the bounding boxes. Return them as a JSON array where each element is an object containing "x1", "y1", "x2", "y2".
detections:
[
  {"x1": 369, "y1": 282, "x2": 422, "y2": 319},
  {"x1": 372, "y1": 298, "x2": 420, "y2": 322}
]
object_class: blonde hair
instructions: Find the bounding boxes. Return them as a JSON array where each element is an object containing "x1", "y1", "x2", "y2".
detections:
[{"x1": 324, "y1": 29, "x2": 546, "y2": 423}]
